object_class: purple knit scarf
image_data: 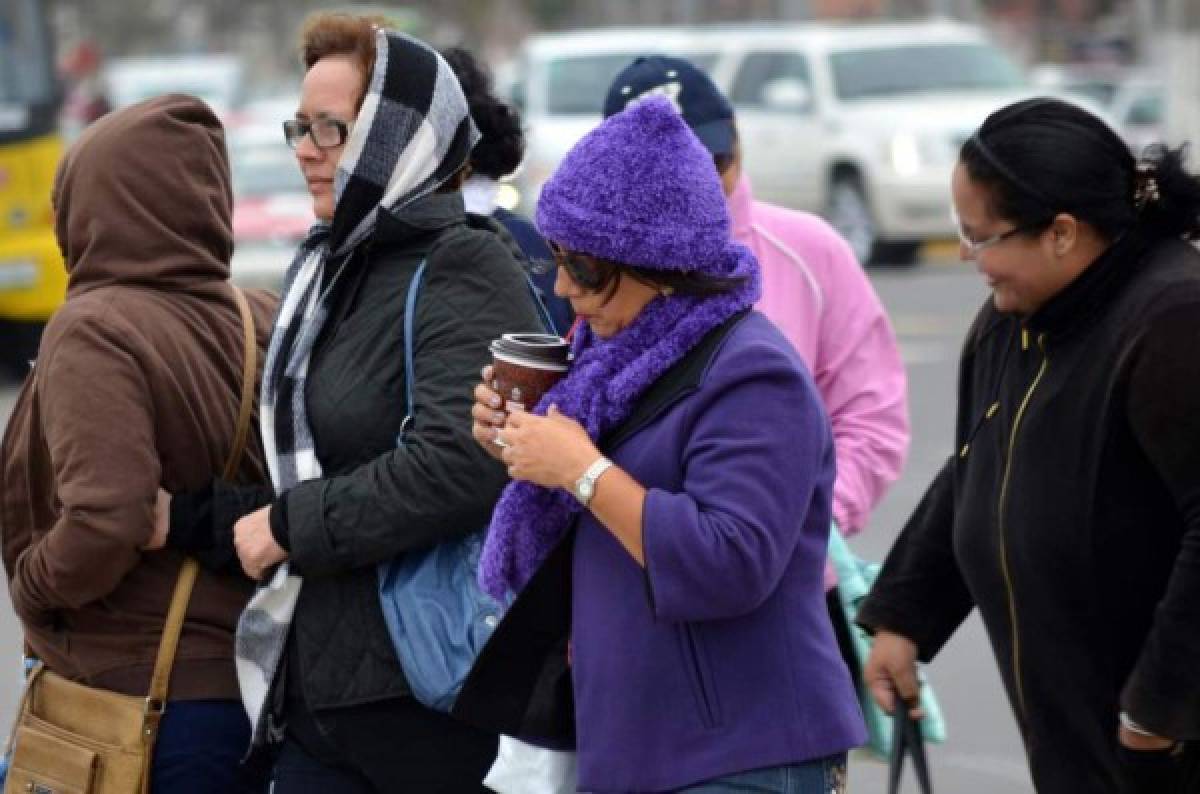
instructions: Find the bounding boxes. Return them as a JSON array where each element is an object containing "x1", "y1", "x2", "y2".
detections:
[{"x1": 478, "y1": 245, "x2": 761, "y2": 599}]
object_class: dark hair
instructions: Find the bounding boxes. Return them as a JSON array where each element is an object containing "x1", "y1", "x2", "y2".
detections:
[
  {"x1": 960, "y1": 97, "x2": 1200, "y2": 242},
  {"x1": 441, "y1": 46, "x2": 525, "y2": 179},
  {"x1": 300, "y1": 13, "x2": 384, "y2": 112}
]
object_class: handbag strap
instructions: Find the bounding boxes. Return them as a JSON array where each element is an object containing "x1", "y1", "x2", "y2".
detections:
[
  {"x1": 145, "y1": 285, "x2": 258, "y2": 717},
  {"x1": 2, "y1": 662, "x2": 46, "y2": 757},
  {"x1": 397, "y1": 260, "x2": 428, "y2": 439},
  {"x1": 888, "y1": 698, "x2": 934, "y2": 794}
]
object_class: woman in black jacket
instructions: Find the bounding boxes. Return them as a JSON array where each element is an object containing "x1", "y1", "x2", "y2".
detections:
[
  {"x1": 858, "y1": 98, "x2": 1200, "y2": 794},
  {"x1": 157, "y1": 13, "x2": 541, "y2": 792}
]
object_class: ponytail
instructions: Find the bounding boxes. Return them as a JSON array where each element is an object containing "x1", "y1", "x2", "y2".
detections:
[{"x1": 1133, "y1": 144, "x2": 1200, "y2": 241}]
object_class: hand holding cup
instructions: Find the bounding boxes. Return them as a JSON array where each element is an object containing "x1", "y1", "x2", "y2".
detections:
[
  {"x1": 473, "y1": 333, "x2": 571, "y2": 461},
  {"x1": 472, "y1": 365, "x2": 509, "y2": 460}
]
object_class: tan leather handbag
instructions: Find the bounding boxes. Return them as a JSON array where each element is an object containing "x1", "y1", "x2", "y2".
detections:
[{"x1": 2, "y1": 287, "x2": 258, "y2": 794}]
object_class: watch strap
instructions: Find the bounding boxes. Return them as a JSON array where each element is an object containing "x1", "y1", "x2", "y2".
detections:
[{"x1": 575, "y1": 456, "x2": 614, "y2": 505}]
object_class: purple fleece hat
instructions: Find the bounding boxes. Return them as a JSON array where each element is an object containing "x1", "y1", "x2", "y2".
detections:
[{"x1": 536, "y1": 95, "x2": 734, "y2": 272}]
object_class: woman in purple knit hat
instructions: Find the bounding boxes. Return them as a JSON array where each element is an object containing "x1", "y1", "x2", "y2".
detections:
[{"x1": 462, "y1": 96, "x2": 865, "y2": 793}]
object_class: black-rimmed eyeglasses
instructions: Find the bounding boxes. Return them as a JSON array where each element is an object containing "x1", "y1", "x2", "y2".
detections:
[{"x1": 282, "y1": 118, "x2": 350, "y2": 150}]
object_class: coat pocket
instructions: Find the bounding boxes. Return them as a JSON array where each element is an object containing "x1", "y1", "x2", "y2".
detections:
[{"x1": 677, "y1": 624, "x2": 721, "y2": 730}]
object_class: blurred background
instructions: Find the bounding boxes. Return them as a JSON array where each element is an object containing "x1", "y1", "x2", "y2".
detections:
[
  {"x1": 1, "y1": 0, "x2": 1196, "y2": 366},
  {"x1": 1, "y1": 1, "x2": 1199, "y2": 791}
]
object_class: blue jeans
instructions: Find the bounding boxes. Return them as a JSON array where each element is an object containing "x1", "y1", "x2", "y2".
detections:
[
  {"x1": 676, "y1": 753, "x2": 848, "y2": 794},
  {"x1": 151, "y1": 699, "x2": 268, "y2": 793}
]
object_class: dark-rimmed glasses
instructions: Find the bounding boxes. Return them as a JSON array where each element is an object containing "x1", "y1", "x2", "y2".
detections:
[
  {"x1": 283, "y1": 118, "x2": 350, "y2": 150},
  {"x1": 548, "y1": 241, "x2": 607, "y2": 290}
]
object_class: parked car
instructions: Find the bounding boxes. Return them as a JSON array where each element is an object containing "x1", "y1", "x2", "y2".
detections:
[
  {"x1": 1032, "y1": 64, "x2": 1163, "y2": 154},
  {"x1": 227, "y1": 121, "x2": 312, "y2": 289},
  {"x1": 512, "y1": 21, "x2": 1103, "y2": 265},
  {"x1": 1029, "y1": 62, "x2": 1128, "y2": 106},
  {"x1": 104, "y1": 54, "x2": 244, "y2": 121},
  {"x1": 1109, "y1": 78, "x2": 1163, "y2": 155}
]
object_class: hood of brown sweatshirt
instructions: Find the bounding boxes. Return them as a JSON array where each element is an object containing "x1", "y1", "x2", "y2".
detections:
[
  {"x1": 52, "y1": 93, "x2": 233, "y2": 295},
  {"x1": 2, "y1": 94, "x2": 278, "y2": 700}
]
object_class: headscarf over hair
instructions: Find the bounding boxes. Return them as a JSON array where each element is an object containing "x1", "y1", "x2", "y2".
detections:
[
  {"x1": 478, "y1": 97, "x2": 761, "y2": 598},
  {"x1": 236, "y1": 27, "x2": 478, "y2": 744}
]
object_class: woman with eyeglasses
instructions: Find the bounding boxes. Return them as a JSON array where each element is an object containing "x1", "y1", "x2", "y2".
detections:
[
  {"x1": 153, "y1": 12, "x2": 542, "y2": 792},
  {"x1": 858, "y1": 97, "x2": 1200, "y2": 794},
  {"x1": 458, "y1": 97, "x2": 865, "y2": 794}
]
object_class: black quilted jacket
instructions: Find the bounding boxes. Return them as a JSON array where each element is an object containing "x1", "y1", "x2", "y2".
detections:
[
  {"x1": 280, "y1": 193, "x2": 541, "y2": 711},
  {"x1": 172, "y1": 192, "x2": 542, "y2": 716}
]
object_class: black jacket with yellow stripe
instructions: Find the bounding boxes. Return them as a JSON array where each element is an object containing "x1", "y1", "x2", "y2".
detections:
[{"x1": 859, "y1": 231, "x2": 1200, "y2": 793}]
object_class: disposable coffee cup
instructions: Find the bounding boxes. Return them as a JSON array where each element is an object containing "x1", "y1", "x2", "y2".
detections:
[{"x1": 489, "y1": 333, "x2": 571, "y2": 417}]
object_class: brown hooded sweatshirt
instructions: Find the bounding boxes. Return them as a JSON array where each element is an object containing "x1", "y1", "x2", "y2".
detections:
[{"x1": 0, "y1": 95, "x2": 276, "y2": 700}]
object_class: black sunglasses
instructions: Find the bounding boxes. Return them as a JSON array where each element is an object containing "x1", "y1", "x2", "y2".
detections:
[
  {"x1": 282, "y1": 118, "x2": 350, "y2": 150},
  {"x1": 548, "y1": 241, "x2": 608, "y2": 290}
]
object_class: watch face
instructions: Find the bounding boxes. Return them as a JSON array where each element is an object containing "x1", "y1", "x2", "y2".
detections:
[{"x1": 577, "y1": 478, "x2": 594, "y2": 502}]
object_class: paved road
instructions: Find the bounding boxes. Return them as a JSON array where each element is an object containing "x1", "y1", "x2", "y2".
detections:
[
  {"x1": 0, "y1": 383, "x2": 22, "y2": 739},
  {"x1": 0, "y1": 261, "x2": 1036, "y2": 791}
]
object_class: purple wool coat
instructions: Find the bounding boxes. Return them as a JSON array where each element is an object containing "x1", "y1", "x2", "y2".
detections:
[{"x1": 571, "y1": 311, "x2": 866, "y2": 792}]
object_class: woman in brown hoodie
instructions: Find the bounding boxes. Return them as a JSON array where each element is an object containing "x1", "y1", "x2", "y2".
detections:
[{"x1": 0, "y1": 95, "x2": 276, "y2": 791}]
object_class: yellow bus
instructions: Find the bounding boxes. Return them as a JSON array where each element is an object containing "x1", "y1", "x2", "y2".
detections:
[{"x1": 0, "y1": 0, "x2": 64, "y2": 377}]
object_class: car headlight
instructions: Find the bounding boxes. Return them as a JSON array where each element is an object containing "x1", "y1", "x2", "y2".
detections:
[
  {"x1": 888, "y1": 131, "x2": 957, "y2": 177},
  {"x1": 889, "y1": 132, "x2": 923, "y2": 177}
]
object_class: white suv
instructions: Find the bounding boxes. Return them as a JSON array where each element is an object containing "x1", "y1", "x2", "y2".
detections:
[{"x1": 510, "y1": 21, "x2": 1087, "y2": 265}]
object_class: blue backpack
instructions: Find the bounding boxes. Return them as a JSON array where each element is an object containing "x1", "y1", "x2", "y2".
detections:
[{"x1": 377, "y1": 260, "x2": 555, "y2": 712}]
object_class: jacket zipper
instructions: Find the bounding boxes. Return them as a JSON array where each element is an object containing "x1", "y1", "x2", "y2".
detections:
[{"x1": 996, "y1": 331, "x2": 1048, "y2": 729}]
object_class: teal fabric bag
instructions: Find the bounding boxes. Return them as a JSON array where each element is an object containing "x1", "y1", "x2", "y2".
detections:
[{"x1": 827, "y1": 528, "x2": 947, "y2": 758}]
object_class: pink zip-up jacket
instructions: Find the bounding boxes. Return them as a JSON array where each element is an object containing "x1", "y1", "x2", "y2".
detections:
[{"x1": 730, "y1": 175, "x2": 909, "y2": 583}]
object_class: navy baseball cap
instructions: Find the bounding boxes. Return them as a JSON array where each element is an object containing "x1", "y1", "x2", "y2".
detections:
[{"x1": 602, "y1": 55, "x2": 736, "y2": 157}]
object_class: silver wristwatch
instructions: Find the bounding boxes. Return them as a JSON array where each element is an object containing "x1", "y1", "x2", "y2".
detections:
[{"x1": 573, "y1": 457, "x2": 614, "y2": 507}]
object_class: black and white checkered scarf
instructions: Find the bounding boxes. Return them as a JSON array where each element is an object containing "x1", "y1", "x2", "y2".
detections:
[{"x1": 235, "y1": 28, "x2": 479, "y2": 742}]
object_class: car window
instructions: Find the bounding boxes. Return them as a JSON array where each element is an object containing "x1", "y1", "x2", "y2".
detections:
[
  {"x1": 1064, "y1": 79, "x2": 1120, "y2": 107},
  {"x1": 1125, "y1": 91, "x2": 1162, "y2": 127},
  {"x1": 0, "y1": 0, "x2": 55, "y2": 105},
  {"x1": 544, "y1": 52, "x2": 718, "y2": 115},
  {"x1": 231, "y1": 144, "x2": 307, "y2": 198},
  {"x1": 831, "y1": 43, "x2": 1024, "y2": 100},
  {"x1": 731, "y1": 52, "x2": 814, "y2": 112}
]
